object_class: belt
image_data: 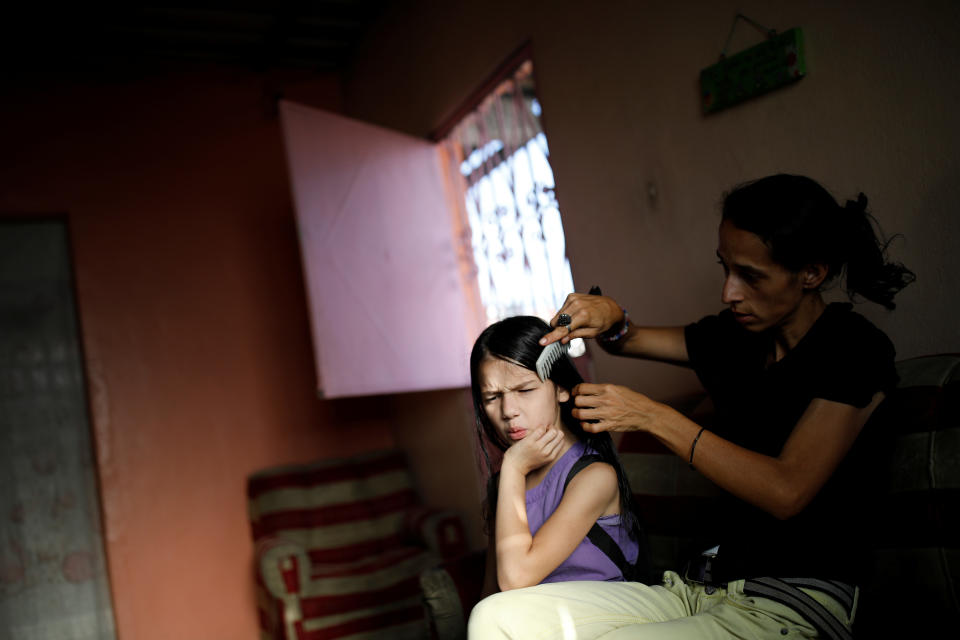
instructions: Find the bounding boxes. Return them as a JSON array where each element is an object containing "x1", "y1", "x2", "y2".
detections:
[
  {"x1": 682, "y1": 554, "x2": 857, "y2": 640},
  {"x1": 743, "y1": 577, "x2": 857, "y2": 640}
]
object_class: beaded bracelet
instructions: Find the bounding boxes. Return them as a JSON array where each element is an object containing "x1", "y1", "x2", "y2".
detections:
[{"x1": 597, "y1": 308, "x2": 630, "y2": 343}]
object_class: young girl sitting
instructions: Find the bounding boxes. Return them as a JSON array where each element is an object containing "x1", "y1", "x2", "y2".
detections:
[{"x1": 469, "y1": 315, "x2": 646, "y2": 596}]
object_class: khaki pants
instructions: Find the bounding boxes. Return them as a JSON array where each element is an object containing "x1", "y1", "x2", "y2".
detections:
[{"x1": 467, "y1": 571, "x2": 856, "y2": 639}]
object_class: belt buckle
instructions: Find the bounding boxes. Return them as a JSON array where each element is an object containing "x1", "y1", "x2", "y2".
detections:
[{"x1": 684, "y1": 552, "x2": 719, "y2": 586}]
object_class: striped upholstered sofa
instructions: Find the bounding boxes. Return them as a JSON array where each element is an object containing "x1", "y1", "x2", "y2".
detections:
[
  {"x1": 420, "y1": 354, "x2": 960, "y2": 639},
  {"x1": 248, "y1": 449, "x2": 468, "y2": 640}
]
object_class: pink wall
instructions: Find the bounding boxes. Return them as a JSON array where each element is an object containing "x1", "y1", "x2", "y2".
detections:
[{"x1": 1, "y1": 67, "x2": 396, "y2": 640}]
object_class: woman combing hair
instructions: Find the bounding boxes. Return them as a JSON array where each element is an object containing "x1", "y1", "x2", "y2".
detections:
[{"x1": 470, "y1": 174, "x2": 915, "y2": 639}]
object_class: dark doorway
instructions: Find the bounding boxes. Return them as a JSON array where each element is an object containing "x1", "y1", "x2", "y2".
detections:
[{"x1": 0, "y1": 220, "x2": 116, "y2": 638}]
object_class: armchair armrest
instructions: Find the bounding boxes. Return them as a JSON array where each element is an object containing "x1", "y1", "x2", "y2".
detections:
[
  {"x1": 260, "y1": 544, "x2": 440, "y2": 639},
  {"x1": 403, "y1": 507, "x2": 468, "y2": 559},
  {"x1": 420, "y1": 549, "x2": 486, "y2": 640},
  {"x1": 256, "y1": 536, "x2": 311, "y2": 600}
]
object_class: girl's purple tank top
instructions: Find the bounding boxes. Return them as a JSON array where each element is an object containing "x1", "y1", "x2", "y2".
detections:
[{"x1": 526, "y1": 440, "x2": 639, "y2": 583}]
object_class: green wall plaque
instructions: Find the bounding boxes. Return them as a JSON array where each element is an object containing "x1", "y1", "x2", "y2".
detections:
[{"x1": 700, "y1": 27, "x2": 806, "y2": 115}]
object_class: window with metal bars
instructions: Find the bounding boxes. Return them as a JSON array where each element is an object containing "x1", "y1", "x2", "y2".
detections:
[{"x1": 444, "y1": 60, "x2": 579, "y2": 354}]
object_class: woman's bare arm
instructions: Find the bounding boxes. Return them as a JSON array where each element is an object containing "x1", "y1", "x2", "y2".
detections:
[
  {"x1": 538, "y1": 293, "x2": 689, "y2": 364},
  {"x1": 600, "y1": 325, "x2": 689, "y2": 364},
  {"x1": 572, "y1": 383, "x2": 884, "y2": 519}
]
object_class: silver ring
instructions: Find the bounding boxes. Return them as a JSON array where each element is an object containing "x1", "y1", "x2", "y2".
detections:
[{"x1": 558, "y1": 313, "x2": 572, "y2": 327}]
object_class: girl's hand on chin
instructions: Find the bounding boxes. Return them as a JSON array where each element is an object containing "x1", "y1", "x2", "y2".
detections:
[{"x1": 504, "y1": 425, "x2": 564, "y2": 475}]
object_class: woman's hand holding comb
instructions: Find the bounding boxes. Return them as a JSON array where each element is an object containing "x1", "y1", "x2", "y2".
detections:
[{"x1": 539, "y1": 290, "x2": 624, "y2": 346}]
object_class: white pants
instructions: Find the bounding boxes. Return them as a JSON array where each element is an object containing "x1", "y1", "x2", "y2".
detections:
[{"x1": 467, "y1": 571, "x2": 856, "y2": 639}]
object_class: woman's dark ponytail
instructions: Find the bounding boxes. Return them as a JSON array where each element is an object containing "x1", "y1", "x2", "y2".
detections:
[
  {"x1": 841, "y1": 193, "x2": 916, "y2": 310},
  {"x1": 722, "y1": 174, "x2": 915, "y2": 309}
]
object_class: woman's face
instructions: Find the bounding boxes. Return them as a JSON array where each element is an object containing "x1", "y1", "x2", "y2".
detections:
[
  {"x1": 477, "y1": 356, "x2": 569, "y2": 447},
  {"x1": 716, "y1": 219, "x2": 807, "y2": 332}
]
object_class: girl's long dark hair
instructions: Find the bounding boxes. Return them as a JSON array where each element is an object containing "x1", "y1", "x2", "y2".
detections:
[
  {"x1": 469, "y1": 315, "x2": 641, "y2": 544},
  {"x1": 722, "y1": 174, "x2": 915, "y2": 309}
]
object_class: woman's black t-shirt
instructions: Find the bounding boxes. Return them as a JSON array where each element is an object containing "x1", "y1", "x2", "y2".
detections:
[{"x1": 684, "y1": 302, "x2": 897, "y2": 584}]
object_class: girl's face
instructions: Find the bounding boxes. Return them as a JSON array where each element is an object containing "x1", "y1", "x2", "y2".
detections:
[
  {"x1": 716, "y1": 219, "x2": 809, "y2": 332},
  {"x1": 478, "y1": 356, "x2": 569, "y2": 447}
]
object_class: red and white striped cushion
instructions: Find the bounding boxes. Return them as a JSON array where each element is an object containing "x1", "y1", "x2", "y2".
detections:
[
  {"x1": 248, "y1": 450, "x2": 441, "y2": 640},
  {"x1": 249, "y1": 450, "x2": 420, "y2": 563}
]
